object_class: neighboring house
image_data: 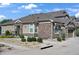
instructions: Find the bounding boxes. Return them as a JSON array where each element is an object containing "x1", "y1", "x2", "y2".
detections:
[
  {"x1": 65, "y1": 16, "x2": 76, "y2": 37},
  {"x1": 0, "y1": 10, "x2": 77, "y2": 39}
]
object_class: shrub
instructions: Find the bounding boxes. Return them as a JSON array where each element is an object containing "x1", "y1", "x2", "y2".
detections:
[
  {"x1": 21, "y1": 38, "x2": 26, "y2": 42},
  {"x1": 19, "y1": 35, "x2": 26, "y2": 42},
  {"x1": 61, "y1": 33, "x2": 65, "y2": 41},
  {"x1": 57, "y1": 36, "x2": 62, "y2": 42},
  {"x1": 37, "y1": 37, "x2": 43, "y2": 43},
  {"x1": 27, "y1": 37, "x2": 36, "y2": 42},
  {"x1": 19, "y1": 35, "x2": 24, "y2": 38},
  {"x1": 31, "y1": 37, "x2": 36, "y2": 41},
  {"x1": 5, "y1": 30, "x2": 12, "y2": 36},
  {"x1": 27, "y1": 37, "x2": 32, "y2": 42},
  {"x1": 75, "y1": 29, "x2": 79, "y2": 36}
]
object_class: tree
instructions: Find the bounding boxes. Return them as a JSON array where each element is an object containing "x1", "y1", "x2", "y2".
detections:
[{"x1": 0, "y1": 19, "x2": 12, "y2": 24}]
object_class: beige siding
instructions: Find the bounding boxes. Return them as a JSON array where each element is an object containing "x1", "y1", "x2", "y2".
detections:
[{"x1": 1, "y1": 25, "x2": 15, "y2": 34}]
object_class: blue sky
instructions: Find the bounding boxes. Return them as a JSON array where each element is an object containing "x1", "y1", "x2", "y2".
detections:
[{"x1": 0, "y1": 3, "x2": 79, "y2": 20}]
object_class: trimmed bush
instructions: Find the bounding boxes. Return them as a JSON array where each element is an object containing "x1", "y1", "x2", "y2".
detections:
[
  {"x1": 37, "y1": 37, "x2": 43, "y2": 43},
  {"x1": 27, "y1": 37, "x2": 32, "y2": 42},
  {"x1": 75, "y1": 29, "x2": 79, "y2": 36},
  {"x1": 61, "y1": 33, "x2": 65, "y2": 41},
  {"x1": 5, "y1": 30, "x2": 12, "y2": 36},
  {"x1": 21, "y1": 38, "x2": 26, "y2": 42},
  {"x1": 19, "y1": 35, "x2": 24, "y2": 38},
  {"x1": 19, "y1": 35, "x2": 26, "y2": 42},
  {"x1": 27, "y1": 37, "x2": 43, "y2": 43},
  {"x1": 27, "y1": 37, "x2": 36, "y2": 42},
  {"x1": 57, "y1": 36, "x2": 62, "y2": 42},
  {"x1": 32, "y1": 37, "x2": 36, "y2": 41}
]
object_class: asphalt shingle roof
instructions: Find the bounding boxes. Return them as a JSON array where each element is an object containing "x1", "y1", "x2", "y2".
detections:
[{"x1": 0, "y1": 10, "x2": 70, "y2": 25}]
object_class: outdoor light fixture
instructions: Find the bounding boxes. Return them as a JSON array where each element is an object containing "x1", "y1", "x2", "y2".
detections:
[{"x1": 49, "y1": 19, "x2": 54, "y2": 22}]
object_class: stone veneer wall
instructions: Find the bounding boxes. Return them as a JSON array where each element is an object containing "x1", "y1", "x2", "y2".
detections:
[
  {"x1": 1, "y1": 25, "x2": 15, "y2": 34},
  {"x1": 38, "y1": 22, "x2": 51, "y2": 39}
]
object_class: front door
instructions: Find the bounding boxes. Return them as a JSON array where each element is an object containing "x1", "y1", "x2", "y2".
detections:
[
  {"x1": 68, "y1": 29, "x2": 74, "y2": 37},
  {"x1": 15, "y1": 25, "x2": 20, "y2": 35}
]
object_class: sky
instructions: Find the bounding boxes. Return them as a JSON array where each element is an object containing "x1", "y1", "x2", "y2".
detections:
[{"x1": 0, "y1": 3, "x2": 79, "y2": 21}]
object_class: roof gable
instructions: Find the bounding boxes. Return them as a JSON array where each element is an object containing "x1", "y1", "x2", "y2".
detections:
[{"x1": 15, "y1": 20, "x2": 21, "y2": 23}]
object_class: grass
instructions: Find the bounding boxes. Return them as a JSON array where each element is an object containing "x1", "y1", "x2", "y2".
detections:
[{"x1": 0, "y1": 36, "x2": 15, "y2": 38}]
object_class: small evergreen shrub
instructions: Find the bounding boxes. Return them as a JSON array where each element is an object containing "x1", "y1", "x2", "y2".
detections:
[
  {"x1": 27, "y1": 37, "x2": 32, "y2": 42},
  {"x1": 31, "y1": 37, "x2": 36, "y2": 41},
  {"x1": 5, "y1": 30, "x2": 12, "y2": 36},
  {"x1": 21, "y1": 38, "x2": 26, "y2": 42},
  {"x1": 27, "y1": 37, "x2": 36, "y2": 42},
  {"x1": 19, "y1": 35, "x2": 26, "y2": 42},
  {"x1": 57, "y1": 36, "x2": 62, "y2": 42},
  {"x1": 75, "y1": 29, "x2": 79, "y2": 36},
  {"x1": 37, "y1": 37, "x2": 43, "y2": 43},
  {"x1": 19, "y1": 35, "x2": 24, "y2": 38},
  {"x1": 61, "y1": 33, "x2": 65, "y2": 41}
]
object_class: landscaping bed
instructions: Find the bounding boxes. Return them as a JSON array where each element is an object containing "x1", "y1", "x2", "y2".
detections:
[{"x1": 0, "y1": 38, "x2": 41, "y2": 48}]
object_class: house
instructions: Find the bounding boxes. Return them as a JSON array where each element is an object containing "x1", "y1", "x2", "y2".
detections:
[{"x1": 0, "y1": 10, "x2": 76, "y2": 39}]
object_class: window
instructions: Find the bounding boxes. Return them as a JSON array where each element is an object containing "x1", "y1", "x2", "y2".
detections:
[
  {"x1": 54, "y1": 25, "x2": 61, "y2": 33},
  {"x1": 29, "y1": 24, "x2": 35, "y2": 33},
  {"x1": 29, "y1": 28, "x2": 33, "y2": 32},
  {"x1": 25, "y1": 24, "x2": 36, "y2": 33}
]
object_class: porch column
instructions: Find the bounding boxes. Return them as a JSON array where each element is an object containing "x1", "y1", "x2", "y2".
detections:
[
  {"x1": 50, "y1": 20, "x2": 54, "y2": 40},
  {"x1": 20, "y1": 24, "x2": 23, "y2": 35},
  {"x1": 34, "y1": 23, "x2": 39, "y2": 37},
  {"x1": 65, "y1": 26, "x2": 68, "y2": 38},
  {"x1": 73, "y1": 31, "x2": 75, "y2": 37}
]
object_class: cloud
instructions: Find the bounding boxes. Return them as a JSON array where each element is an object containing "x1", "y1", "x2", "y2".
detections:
[
  {"x1": 35, "y1": 9, "x2": 42, "y2": 12},
  {"x1": 18, "y1": 4, "x2": 38, "y2": 10},
  {"x1": 17, "y1": 3, "x2": 42, "y2": 14},
  {"x1": 18, "y1": 5, "x2": 25, "y2": 9},
  {"x1": 11, "y1": 10, "x2": 19, "y2": 13},
  {"x1": 52, "y1": 8, "x2": 63, "y2": 11},
  {"x1": 25, "y1": 4, "x2": 37, "y2": 10},
  {"x1": 66, "y1": 8, "x2": 79, "y2": 12},
  {"x1": 0, "y1": 3, "x2": 10, "y2": 7},
  {"x1": 48, "y1": 8, "x2": 79, "y2": 13},
  {"x1": 0, "y1": 15, "x2": 6, "y2": 21},
  {"x1": 75, "y1": 12, "x2": 79, "y2": 17},
  {"x1": 31, "y1": 9, "x2": 42, "y2": 13},
  {"x1": 65, "y1": 8, "x2": 79, "y2": 17}
]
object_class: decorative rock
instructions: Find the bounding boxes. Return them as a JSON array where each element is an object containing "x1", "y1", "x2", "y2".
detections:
[{"x1": 0, "y1": 44, "x2": 5, "y2": 47}]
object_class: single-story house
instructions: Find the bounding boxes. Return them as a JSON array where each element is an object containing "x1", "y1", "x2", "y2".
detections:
[{"x1": 0, "y1": 10, "x2": 77, "y2": 39}]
